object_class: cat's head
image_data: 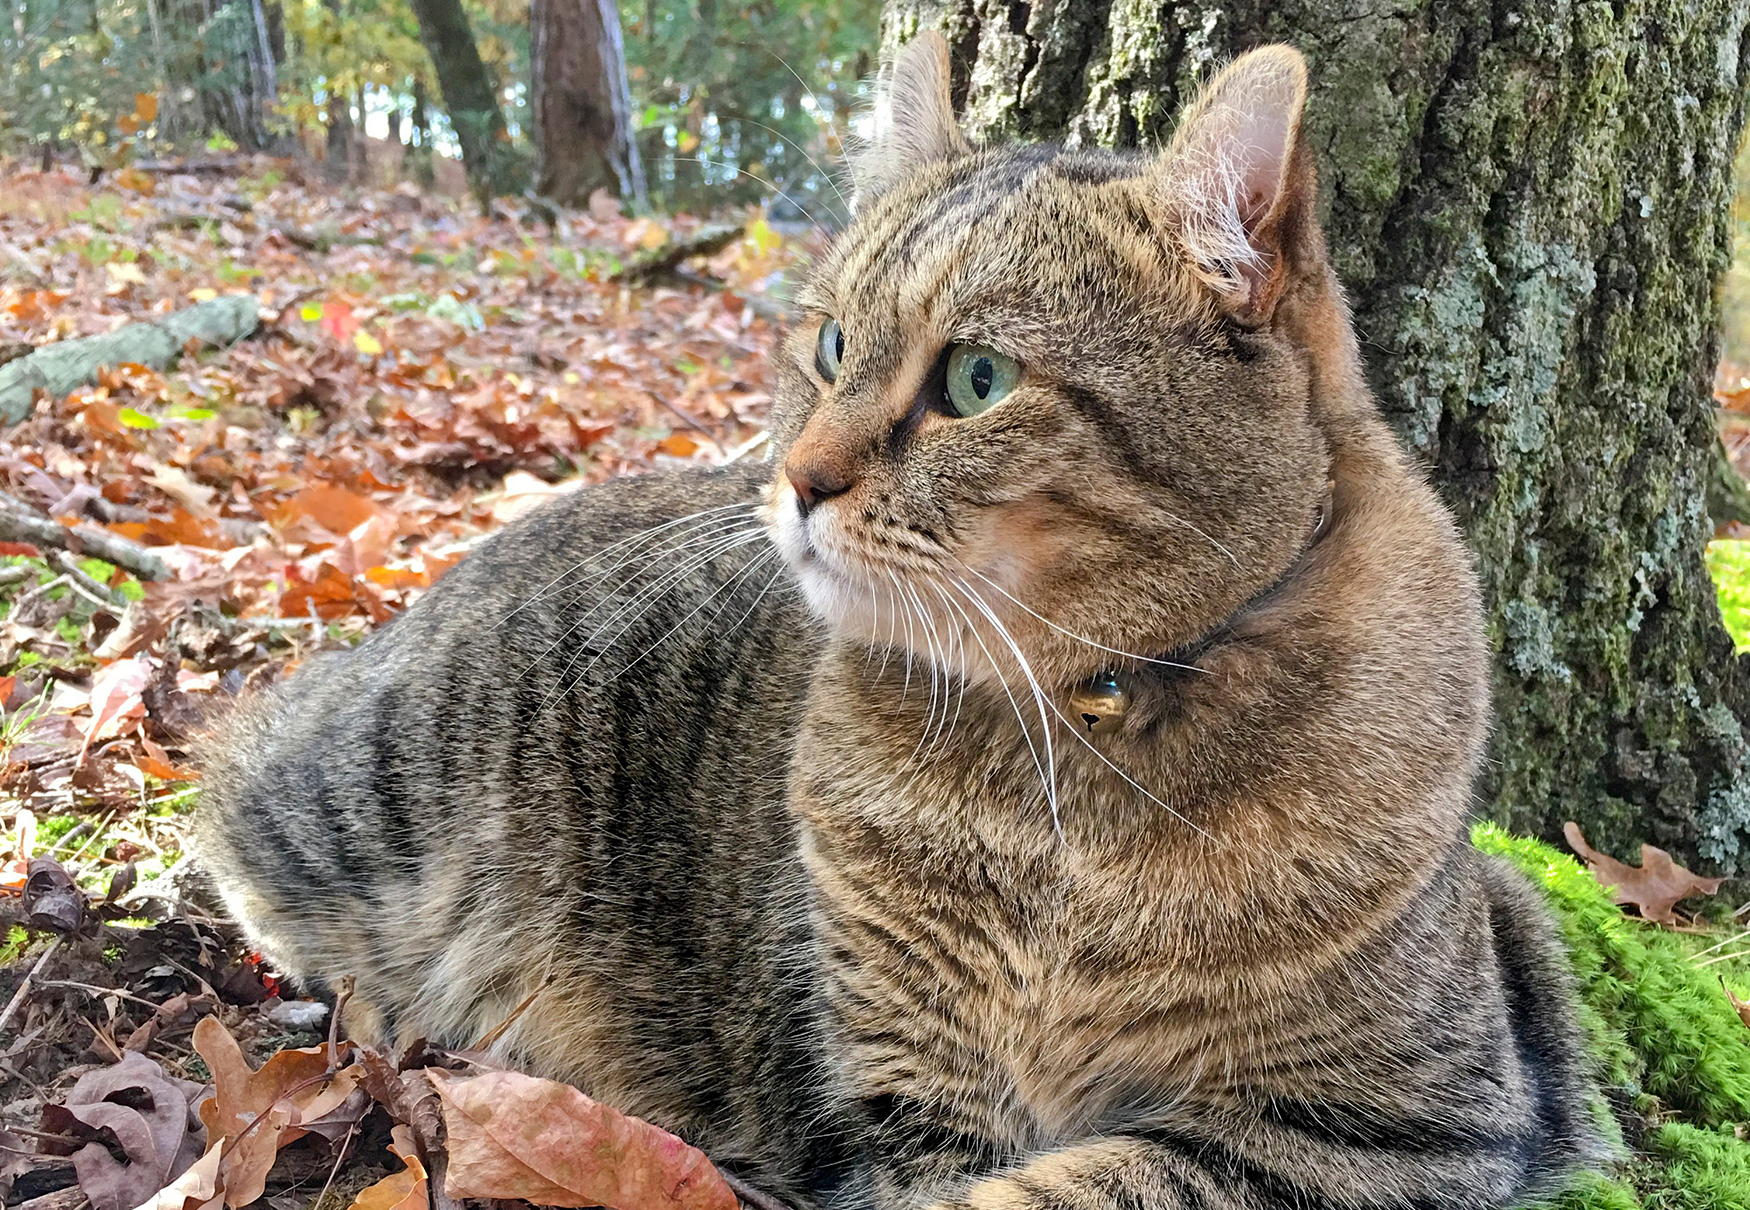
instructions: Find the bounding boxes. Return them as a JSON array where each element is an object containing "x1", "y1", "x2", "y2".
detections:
[{"x1": 763, "y1": 34, "x2": 1340, "y2": 687}]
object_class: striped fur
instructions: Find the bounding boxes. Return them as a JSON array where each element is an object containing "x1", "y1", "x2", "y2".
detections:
[{"x1": 196, "y1": 38, "x2": 1603, "y2": 1210}]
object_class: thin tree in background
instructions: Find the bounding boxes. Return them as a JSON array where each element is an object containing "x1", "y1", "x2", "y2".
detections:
[
  {"x1": 530, "y1": 0, "x2": 647, "y2": 208},
  {"x1": 878, "y1": 0, "x2": 1750, "y2": 871},
  {"x1": 405, "y1": 0, "x2": 526, "y2": 199}
]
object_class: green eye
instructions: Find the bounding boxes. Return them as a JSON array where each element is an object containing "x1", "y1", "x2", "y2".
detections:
[
  {"x1": 944, "y1": 344, "x2": 1020, "y2": 418},
  {"x1": 816, "y1": 318, "x2": 844, "y2": 382}
]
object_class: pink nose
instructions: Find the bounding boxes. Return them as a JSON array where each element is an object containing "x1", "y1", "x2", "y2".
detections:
[{"x1": 786, "y1": 463, "x2": 852, "y2": 516}]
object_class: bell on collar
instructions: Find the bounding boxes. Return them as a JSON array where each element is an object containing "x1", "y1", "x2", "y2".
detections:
[{"x1": 1068, "y1": 671, "x2": 1128, "y2": 736}]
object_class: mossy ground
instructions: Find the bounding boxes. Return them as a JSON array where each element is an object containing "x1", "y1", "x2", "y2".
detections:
[{"x1": 1476, "y1": 824, "x2": 1750, "y2": 1206}]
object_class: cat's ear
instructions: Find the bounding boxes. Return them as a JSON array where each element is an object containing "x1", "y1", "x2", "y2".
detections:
[
  {"x1": 1160, "y1": 45, "x2": 1312, "y2": 325},
  {"x1": 850, "y1": 31, "x2": 968, "y2": 205}
]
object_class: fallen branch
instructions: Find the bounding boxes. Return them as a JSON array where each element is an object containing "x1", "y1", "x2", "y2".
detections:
[
  {"x1": 616, "y1": 222, "x2": 745, "y2": 284},
  {"x1": 0, "y1": 492, "x2": 171, "y2": 581},
  {"x1": 0, "y1": 294, "x2": 260, "y2": 425},
  {"x1": 0, "y1": 938, "x2": 62, "y2": 1037}
]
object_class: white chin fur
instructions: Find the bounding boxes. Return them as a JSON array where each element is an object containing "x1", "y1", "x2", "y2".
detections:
[{"x1": 764, "y1": 489, "x2": 876, "y2": 631}]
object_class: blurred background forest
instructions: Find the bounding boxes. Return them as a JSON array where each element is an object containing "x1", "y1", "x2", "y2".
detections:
[{"x1": 0, "y1": 0, "x2": 876, "y2": 214}]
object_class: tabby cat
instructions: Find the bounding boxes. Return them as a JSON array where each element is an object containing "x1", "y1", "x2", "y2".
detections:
[{"x1": 196, "y1": 35, "x2": 1604, "y2": 1210}]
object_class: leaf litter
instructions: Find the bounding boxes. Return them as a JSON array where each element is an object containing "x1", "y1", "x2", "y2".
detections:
[{"x1": 0, "y1": 154, "x2": 805, "y2": 1210}]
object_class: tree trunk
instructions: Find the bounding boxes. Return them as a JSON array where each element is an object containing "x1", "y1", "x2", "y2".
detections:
[
  {"x1": 881, "y1": 0, "x2": 1750, "y2": 872},
  {"x1": 530, "y1": 0, "x2": 648, "y2": 207},
  {"x1": 406, "y1": 0, "x2": 527, "y2": 199},
  {"x1": 322, "y1": 0, "x2": 354, "y2": 181}
]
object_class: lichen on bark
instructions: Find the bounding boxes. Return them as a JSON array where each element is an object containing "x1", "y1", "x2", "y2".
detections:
[{"x1": 881, "y1": 0, "x2": 1750, "y2": 872}]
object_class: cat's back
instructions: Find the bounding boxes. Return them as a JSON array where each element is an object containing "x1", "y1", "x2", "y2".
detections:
[{"x1": 195, "y1": 462, "x2": 824, "y2": 1072}]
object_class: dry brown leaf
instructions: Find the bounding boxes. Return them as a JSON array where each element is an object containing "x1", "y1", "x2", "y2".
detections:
[
  {"x1": 428, "y1": 1068, "x2": 735, "y2": 1210},
  {"x1": 347, "y1": 1125, "x2": 428, "y2": 1210},
  {"x1": 192, "y1": 1016, "x2": 361, "y2": 1209},
  {"x1": 1722, "y1": 977, "x2": 1750, "y2": 1032},
  {"x1": 45, "y1": 1051, "x2": 207, "y2": 1210},
  {"x1": 128, "y1": 1141, "x2": 222, "y2": 1210},
  {"x1": 1563, "y1": 821, "x2": 1725, "y2": 925}
]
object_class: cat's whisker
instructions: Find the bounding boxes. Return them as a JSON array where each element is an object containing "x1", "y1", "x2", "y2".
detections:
[
  {"x1": 519, "y1": 519, "x2": 767, "y2": 678},
  {"x1": 956, "y1": 563, "x2": 1206, "y2": 674},
  {"x1": 876, "y1": 577, "x2": 899, "y2": 680},
  {"x1": 926, "y1": 580, "x2": 969, "y2": 754},
  {"x1": 515, "y1": 513, "x2": 766, "y2": 659},
  {"x1": 888, "y1": 569, "x2": 917, "y2": 703},
  {"x1": 950, "y1": 578, "x2": 1060, "y2": 834},
  {"x1": 936, "y1": 584, "x2": 1054, "y2": 818},
  {"x1": 898, "y1": 580, "x2": 945, "y2": 765},
  {"x1": 496, "y1": 502, "x2": 756, "y2": 628},
  {"x1": 1159, "y1": 511, "x2": 1240, "y2": 568},
  {"x1": 728, "y1": 116, "x2": 854, "y2": 224},
  {"x1": 669, "y1": 158, "x2": 826, "y2": 228},
  {"x1": 536, "y1": 528, "x2": 768, "y2": 714},
  {"x1": 602, "y1": 544, "x2": 782, "y2": 685},
  {"x1": 717, "y1": 554, "x2": 789, "y2": 637},
  {"x1": 573, "y1": 529, "x2": 770, "y2": 670}
]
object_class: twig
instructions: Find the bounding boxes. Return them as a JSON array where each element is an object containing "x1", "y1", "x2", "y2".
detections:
[
  {"x1": 471, "y1": 980, "x2": 547, "y2": 1051},
  {"x1": 51, "y1": 552, "x2": 125, "y2": 608},
  {"x1": 328, "y1": 974, "x2": 353, "y2": 1072},
  {"x1": 0, "y1": 938, "x2": 61, "y2": 1035},
  {"x1": 649, "y1": 395, "x2": 728, "y2": 458},
  {"x1": 0, "y1": 492, "x2": 169, "y2": 581},
  {"x1": 312, "y1": 1118, "x2": 359, "y2": 1210},
  {"x1": 35, "y1": 981, "x2": 161, "y2": 1010},
  {"x1": 721, "y1": 1171, "x2": 797, "y2": 1210}
]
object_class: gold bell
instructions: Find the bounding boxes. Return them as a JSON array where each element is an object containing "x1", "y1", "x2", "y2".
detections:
[{"x1": 1068, "y1": 671, "x2": 1128, "y2": 737}]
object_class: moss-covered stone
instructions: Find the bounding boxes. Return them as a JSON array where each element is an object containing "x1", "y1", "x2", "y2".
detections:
[{"x1": 881, "y1": 0, "x2": 1750, "y2": 875}]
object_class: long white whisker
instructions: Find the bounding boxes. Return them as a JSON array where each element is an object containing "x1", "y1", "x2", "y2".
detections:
[
  {"x1": 936, "y1": 586, "x2": 1052, "y2": 818},
  {"x1": 603, "y1": 545, "x2": 779, "y2": 683},
  {"x1": 519, "y1": 520, "x2": 766, "y2": 676},
  {"x1": 1041, "y1": 693, "x2": 1216, "y2": 842},
  {"x1": 952, "y1": 578, "x2": 1060, "y2": 833},
  {"x1": 958, "y1": 563, "x2": 1206, "y2": 674},
  {"x1": 497, "y1": 502, "x2": 754, "y2": 628}
]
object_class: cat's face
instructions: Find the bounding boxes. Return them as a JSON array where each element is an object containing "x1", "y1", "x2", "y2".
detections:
[{"x1": 763, "y1": 41, "x2": 1332, "y2": 688}]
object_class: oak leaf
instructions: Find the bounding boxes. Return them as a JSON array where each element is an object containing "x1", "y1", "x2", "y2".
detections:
[
  {"x1": 427, "y1": 1068, "x2": 735, "y2": 1210},
  {"x1": 347, "y1": 1125, "x2": 427, "y2": 1210},
  {"x1": 46, "y1": 1051, "x2": 208, "y2": 1210},
  {"x1": 1563, "y1": 821, "x2": 1724, "y2": 926},
  {"x1": 192, "y1": 1016, "x2": 362, "y2": 1209}
]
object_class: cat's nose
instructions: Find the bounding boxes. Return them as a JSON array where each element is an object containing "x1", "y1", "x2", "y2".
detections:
[{"x1": 786, "y1": 462, "x2": 853, "y2": 517}]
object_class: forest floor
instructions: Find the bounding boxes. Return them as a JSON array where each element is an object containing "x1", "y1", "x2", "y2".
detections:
[
  {"x1": 0, "y1": 155, "x2": 806, "y2": 1210},
  {"x1": 4, "y1": 154, "x2": 1750, "y2": 1210}
]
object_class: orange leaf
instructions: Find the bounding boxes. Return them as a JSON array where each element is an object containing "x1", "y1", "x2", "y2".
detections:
[
  {"x1": 320, "y1": 299, "x2": 359, "y2": 342},
  {"x1": 347, "y1": 1126, "x2": 427, "y2": 1210},
  {"x1": 269, "y1": 484, "x2": 383, "y2": 536},
  {"x1": 429, "y1": 1069, "x2": 735, "y2": 1210},
  {"x1": 134, "y1": 92, "x2": 158, "y2": 122},
  {"x1": 192, "y1": 1017, "x2": 361, "y2": 1209},
  {"x1": 657, "y1": 433, "x2": 699, "y2": 457},
  {"x1": 1563, "y1": 821, "x2": 1724, "y2": 926}
]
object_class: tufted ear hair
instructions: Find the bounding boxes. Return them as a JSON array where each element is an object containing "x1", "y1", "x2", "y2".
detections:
[
  {"x1": 849, "y1": 31, "x2": 969, "y2": 206},
  {"x1": 1159, "y1": 45, "x2": 1312, "y2": 326}
]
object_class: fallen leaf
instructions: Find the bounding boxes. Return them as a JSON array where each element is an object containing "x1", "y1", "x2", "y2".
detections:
[
  {"x1": 23, "y1": 856, "x2": 85, "y2": 933},
  {"x1": 192, "y1": 1016, "x2": 361, "y2": 1209},
  {"x1": 1564, "y1": 821, "x2": 1725, "y2": 926},
  {"x1": 347, "y1": 1125, "x2": 427, "y2": 1210},
  {"x1": 45, "y1": 1051, "x2": 208, "y2": 1210},
  {"x1": 428, "y1": 1068, "x2": 735, "y2": 1210},
  {"x1": 128, "y1": 1140, "x2": 221, "y2": 1210}
]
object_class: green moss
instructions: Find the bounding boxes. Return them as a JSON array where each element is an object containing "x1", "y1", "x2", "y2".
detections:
[
  {"x1": 1707, "y1": 540, "x2": 1750, "y2": 653},
  {"x1": 1475, "y1": 824, "x2": 1750, "y2": 1205}
]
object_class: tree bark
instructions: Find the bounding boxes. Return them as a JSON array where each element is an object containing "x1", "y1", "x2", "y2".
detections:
[
  {"x1": 406, "y1": 0, "x2": 528, "y2": 199},
  {"x1": 530, "y1": 0, "x2": 648, "y2": 208},
  {"x1": 881, "y1": 0, "x2": 1750, "y2": 872}
]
